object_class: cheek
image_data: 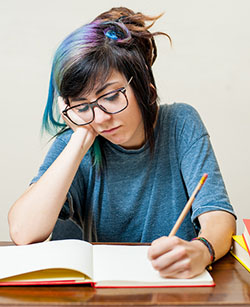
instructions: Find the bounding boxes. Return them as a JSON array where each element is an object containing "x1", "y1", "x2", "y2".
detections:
[
  {"x1": 128, "y1": 103, "x2": 143, "y2": 125},
  {"x1": 123, "y1": 94, "x2": 142, "y2": 120}
]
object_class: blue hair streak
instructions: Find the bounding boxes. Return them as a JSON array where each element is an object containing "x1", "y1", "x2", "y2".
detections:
[
  {"x1": 41, "y1": 69, "x2": 66, "y2": 136},
  {"x1": 103, "y1": 21, "x2": 131, "y2": 43}
]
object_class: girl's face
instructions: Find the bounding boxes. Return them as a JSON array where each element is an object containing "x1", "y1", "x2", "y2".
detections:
[{"x1": 69, "y1": 71, "x2": 145, "y2": 149}]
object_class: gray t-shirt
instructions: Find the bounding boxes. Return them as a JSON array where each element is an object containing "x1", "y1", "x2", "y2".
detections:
[{"x1": 31, "y1": 103, "x2": 235, "y2": 242}]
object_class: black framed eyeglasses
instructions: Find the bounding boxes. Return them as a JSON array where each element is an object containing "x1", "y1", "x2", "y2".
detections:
[{"x1": 62, "y1": 77, "x2": 133, "y2": 126}]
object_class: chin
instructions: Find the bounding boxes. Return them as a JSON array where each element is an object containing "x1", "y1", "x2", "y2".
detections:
[{"x1": 110, "y1": 137, "x2": 128, "y2": 147}]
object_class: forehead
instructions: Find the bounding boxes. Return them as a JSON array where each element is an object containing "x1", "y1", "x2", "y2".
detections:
[{"x1": 78, "y1": 70, "x2": 127, "y2": 98}]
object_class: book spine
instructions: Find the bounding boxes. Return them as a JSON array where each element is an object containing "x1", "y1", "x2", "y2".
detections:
[{"x1": 0, "y1": 280, "x2": 93, "y2": 286}]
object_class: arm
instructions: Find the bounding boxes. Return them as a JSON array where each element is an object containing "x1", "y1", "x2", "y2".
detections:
[
  {"x1": 8, "y1": 99, "x2": 97, "y2": 245},
  {"x1": 148, "y1": 210, "x2": 236, "y2": 278},
  {"x1": 147, "y1": 104, "x2": 236, "y2": 278}
]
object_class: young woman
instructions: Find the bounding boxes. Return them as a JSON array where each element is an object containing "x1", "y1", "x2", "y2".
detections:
[{"x1": 8, "y1": 7, "x2": 236, "y2": 279}]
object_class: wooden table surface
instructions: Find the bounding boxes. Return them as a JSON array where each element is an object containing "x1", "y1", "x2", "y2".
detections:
[{"x1": 0, "y1": 242, "x2": 249, "y2": 306}]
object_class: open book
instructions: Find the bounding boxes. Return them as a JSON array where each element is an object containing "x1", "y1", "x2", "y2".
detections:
[{"x1": 0, "y1": 239, "x2": 214, "y2": 287}]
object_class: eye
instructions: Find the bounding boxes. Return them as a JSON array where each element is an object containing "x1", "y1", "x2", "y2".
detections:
[
  {"x1": 75, "y1": 104, "x2": 90, "y2": 113},
  {"x1": 104, "y1": 91, "x2": 120, "y2": 102}
]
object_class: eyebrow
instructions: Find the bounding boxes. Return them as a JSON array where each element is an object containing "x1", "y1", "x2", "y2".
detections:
[{"x1": 71, "y1": 81, "x2": 119, "y2": 102}]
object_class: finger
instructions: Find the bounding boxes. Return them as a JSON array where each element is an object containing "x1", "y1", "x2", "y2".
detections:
[
  {"x1": 160, "y1": 265, "x2": 193, "y2": 279},
  {"x1": 157, "y1": 256, "x2": 192, "y2": 278},
  {"x1": 57, "y1": 96, "x2": 78, "y2": 130},
  {"x1": 57, "y1": 96, "x2": 71, "y2": 126},
  {"x1": 57, "y1": 97, "x2": 86, "y2": 127},
  {"x1": 151, "y1": 244, "x2": 187, "y2": 272},
  {"x1": 148, "y1": 236, "x2": 182, "y2": 260},
  {"x1": 148, "y1": 236, "x2": 169, "y2": 260}
]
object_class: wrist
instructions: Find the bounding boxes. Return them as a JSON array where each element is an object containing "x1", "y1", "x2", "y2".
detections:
[
  {"x1": 71, "y1": 128, "x2": 96, "y2": 154},
  {"x1": 191, "y1": 237, "x2": 215, "y2": 267}
]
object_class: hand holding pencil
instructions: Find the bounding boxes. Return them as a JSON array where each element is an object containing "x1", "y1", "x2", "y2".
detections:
[{"x1": 148, "y1": 174, "x2": 209, "y2": 279}]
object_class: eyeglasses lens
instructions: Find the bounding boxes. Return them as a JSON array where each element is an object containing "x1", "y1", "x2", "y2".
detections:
[{"x1": 66, "y1": 89, "x2": 128, "y2": 125}]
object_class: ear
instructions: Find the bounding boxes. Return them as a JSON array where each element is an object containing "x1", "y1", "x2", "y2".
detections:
[{"x1": 149, "y1": 83, "x2": 157, "y2": 105}]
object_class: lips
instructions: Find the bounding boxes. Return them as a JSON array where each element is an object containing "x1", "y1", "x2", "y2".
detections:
[{"x1": 101, "y1": 126, "x2": 120, "y2": 134}]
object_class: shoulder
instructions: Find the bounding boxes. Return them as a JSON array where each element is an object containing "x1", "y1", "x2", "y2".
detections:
[
  {"x1": 47, "y1": 129, "x2": 73, "y2": 149},
  {"x1": 44, "y1": 129, "x2": 74, "y2": 158},
  {"x1": 159, "y1": 103, "x2": 207, "y2": 133},
  {"x1": 159, "y1": 103, "x2": 202, "y2": 123},
  {"x1": 157, "y1": 103, "x2": 209, "y2": 150}
]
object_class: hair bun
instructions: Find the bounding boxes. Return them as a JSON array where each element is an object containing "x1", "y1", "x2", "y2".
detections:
[
  {"x1": 104, "y1": 29, "x2": 119, "y2": 40},
  {"x1": 102, "y1": 21, "x2": 131, "y2": 43}
]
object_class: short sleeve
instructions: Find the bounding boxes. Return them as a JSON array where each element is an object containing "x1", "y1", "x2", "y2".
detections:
[
  {"x1": 174, "y1": 104, "x2": 236, "y2": 224},
  {"x1": 30, "y1": 136, "x2": 69, "y2": 184}
]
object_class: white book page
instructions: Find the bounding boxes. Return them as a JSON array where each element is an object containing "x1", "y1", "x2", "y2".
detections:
[
  {"x1": 232, "y1": 239, "x2": 250, "y2": 269},
  {"x1": 93, "y1": 245, "x2": 213, "y2": 286},
  {"x1": 93, "y1": 245, "x2": 158, "y2": 283},
  {"x1": 0, "y1": 240, "x2": 93, "y2": 280}
]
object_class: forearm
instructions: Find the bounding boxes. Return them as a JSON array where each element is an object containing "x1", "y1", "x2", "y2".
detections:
[
  {"x1": 8, "y1": 129, "x2": 93, "y2": 245},
  {"x1": 196, "y1": 210, "x2": 236, "y2": 263},
  {"x1": 148, "y1": 210, "x2": 236, "y2": 278}
]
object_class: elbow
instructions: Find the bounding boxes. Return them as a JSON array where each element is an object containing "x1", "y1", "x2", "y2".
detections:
[
  {"x1": 9, "y1": 224, "x2": 46, "y2": 245},
  {"x1": 9, "y1": 230, "x2": 30, "y2": 246},
  {"x1": 8, "y1": 214, "x2": 50, "y2": 245},
  {"x1": 8, "y1": 218, "x2": 29, "y2": 246},
  {"x1": 8, "y1": 211, "x2": 36, "y2": 245}
]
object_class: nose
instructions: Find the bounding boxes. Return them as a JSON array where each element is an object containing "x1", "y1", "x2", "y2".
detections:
[{"x1": 93, "y1": 106, "x2": 112, "y2": 124}]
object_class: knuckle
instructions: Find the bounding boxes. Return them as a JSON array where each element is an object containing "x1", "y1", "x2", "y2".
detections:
[
  {"x1": 177, "y1": 246, "x2": 188, "y2": 258},
  {"x1": 161, "y1": 235, "x2": 168, "y2": 240},
  {"x1": 159, "y1": 271, "x2": 169, "y2": 278},
  {"x1": 180, "y1": 270, "x2": 192, "y2": 279},
  {"x1": 171, "y1": 236, "x2": 181, "y2": 245},
  {"x1": 183, "y1": 259, "x2": 191, "y2": 271},
  {"x1": 147, "y1": 248, "x2": 153, "y2": 260},
  {"x1": 151, "y1": 259, "x2": 160, "y2": 270}
]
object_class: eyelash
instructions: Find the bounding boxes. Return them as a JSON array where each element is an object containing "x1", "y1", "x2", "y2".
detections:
[{"x1": 104, "y1": 92, "x2": 120, "y2": 102}]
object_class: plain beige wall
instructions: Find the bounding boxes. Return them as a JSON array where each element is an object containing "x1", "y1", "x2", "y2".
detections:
[{"x1": 1, "y1": 0, "x2": 249, "y2": 240}]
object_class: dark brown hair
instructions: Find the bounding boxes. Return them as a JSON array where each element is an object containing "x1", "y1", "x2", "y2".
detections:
[{"x1": 43, "y1": 7, "x2": 171, "y2": 166}]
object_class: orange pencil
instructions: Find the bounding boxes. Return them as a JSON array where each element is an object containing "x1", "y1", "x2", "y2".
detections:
[{"x1": 169, "y1": 173, "x2": 208, "y2": 237}]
